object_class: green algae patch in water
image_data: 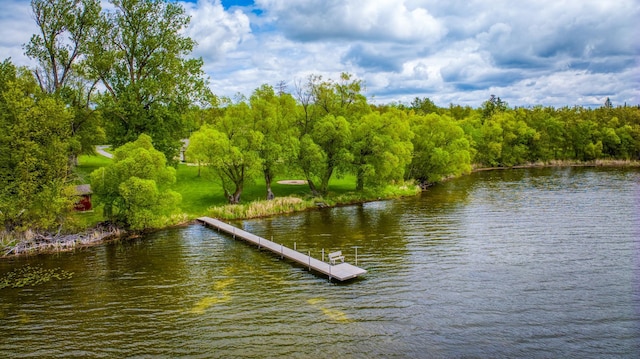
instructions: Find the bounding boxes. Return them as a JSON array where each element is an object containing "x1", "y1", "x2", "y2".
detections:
[
  {"x1": 307, "y1": 298, "x2": 351, "y2": 323},
  {"x1": 0, "y1": 265, "x2": 73, "y2": 289}
]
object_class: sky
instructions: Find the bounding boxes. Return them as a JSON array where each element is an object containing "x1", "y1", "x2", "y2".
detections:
[{"x1": 1, "y1": 0, "x2": 638, "y2": 108}]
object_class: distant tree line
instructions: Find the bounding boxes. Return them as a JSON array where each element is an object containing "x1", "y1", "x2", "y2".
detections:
[
  {"x1": 186, "y1": 80, "x2": 640, "y2": 204},
  {"x1": 1, "y1": 0, "x2": 639, "y2": 234}
]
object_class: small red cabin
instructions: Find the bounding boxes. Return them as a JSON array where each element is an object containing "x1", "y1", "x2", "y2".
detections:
[{"x1": 74, "y1": 184, "x2": 93, "y2": 211}]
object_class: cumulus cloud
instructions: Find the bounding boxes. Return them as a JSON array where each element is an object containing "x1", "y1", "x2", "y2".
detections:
[
  {"x1": 0, "y1": 0, "x2": 38, "y2": 66},
  {"x1": 255, "y1": 0, "x2": 446, "y2": 43},
  {"x1": 182, "y1": 0, "x2": 252, "y2": 63},
  {"x1": 1, "y1": 0, "x2": 637, "y2": 107}
]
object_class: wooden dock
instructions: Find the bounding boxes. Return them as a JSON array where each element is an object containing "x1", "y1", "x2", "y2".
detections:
[{"x1": 197, "y1": 217, "x2": 367, "y2": 281}]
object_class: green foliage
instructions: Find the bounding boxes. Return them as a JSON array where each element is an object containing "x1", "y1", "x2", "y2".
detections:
[
  {"x1": 90, "y1": 134, "x2": 181, "y2": 229},
  {"x1": 294, "y1": 73, "x2": 370, "y2": 195},
  {"x1": 25, "y1": 0, "x2": 101, "y2": 93},
  {"x1": 351, "y1": 109, "x2": 414, "y2": 190},
  {"x1": 307, "y1": 114, "x2": 353, "y2": 195},
  {"x1": 86, "y1": 0, "x2": 207, "y2": 163},
  {"x1": 408, "y1": 113, "x2": 471, "y2": 184},
  {"x1": 250, "y1": 84, "x2": 299, "y2": 199},
  {"x1": 411, "y1": 97, "x2": 440, "y2": 115},
  {"x1": 481, "y1": 95, "x2": 509, "y2": 119},
  {"x1": 25, "y1": 0, "x2": 104, "y2": 164},
  {"x1": 0, "y1": 265, "x2": 73, "y2": 289},
  {"x1": 186, "y1": 107, "x2": 264, "y2": 203},
  {"x1": 0, "y1": 60, "x2": 75, "y2": 232}
]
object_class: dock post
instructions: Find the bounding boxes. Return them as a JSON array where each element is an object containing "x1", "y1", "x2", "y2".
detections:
[
  {"x1": 329, "y1": 265, "x2": 332, "y2": 281},
  {"x1": 352, "y1": 246, "x2": 361, "y2": 266},
  {"x1": 281, "y1": 244, "x2": 283, "y2": 258},
  {"x1": 322, "y1": 248, "x2": 325, "y2": 262},
  {"x1": 258, "y1": 237, "x2": 261, "y2": 249},
  {"x1": 233, "y1": 227, "x2": 235, "y2": 239},
  {"x1": 294, "y1": 242, "x2": 296, "y2": 250},
  {"x1": 308, "y1": 251, "x2": 311, "y2": 270}
]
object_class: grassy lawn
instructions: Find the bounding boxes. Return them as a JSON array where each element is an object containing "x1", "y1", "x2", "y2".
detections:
[
  {"x1": 175, "y1": 164, "x2": 358, "y2": 217},
  {"x1": 75, "y1": 154, "x2": 112, "y2": 183},
  {"x1": 74, "y1": 155, "x2": 415, "y2": 223}
]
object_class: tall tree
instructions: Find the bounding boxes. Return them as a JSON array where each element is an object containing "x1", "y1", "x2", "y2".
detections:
[
  {"x1": 351, "y1": 109, "x2": 414, "y2": 191},
  {"x1": 250, "y1": 84, "x2": 299, "y2": 200},
  {"x1": 186, "y1": 103, "x2": 264, "y2": 204},
  {"x1": 88, "y1": 0, "x2": 207, "y2": 162},
  {"x1": 407, "y1": 113, "x2": 471, "y2": 184},
  {"x1": 411, "y1": 97, "x2": 439, "y2": 115},
  {"x1": 24, "y1": 0, "x2": 104, "y2": 165},
  {"x1": 481, "y1": 95, "x2": 509, "y2": 119},
  {"x1": 24, "y1": 0, "x2": 101, "y2": 93},
  {"x1": 307, "y1": 114, "x2": 352, "y2": 196},
  {"x1": 0, "y1": 60, "x2": 75, "y2": 232},
  {"x1": 294, "y1": 73, "x2": 368, "y2": 195}
]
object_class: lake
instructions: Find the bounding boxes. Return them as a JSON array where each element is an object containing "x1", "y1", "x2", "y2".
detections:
[{"x1": 1, "y1": 167, "x2": 639, "y2": 358}]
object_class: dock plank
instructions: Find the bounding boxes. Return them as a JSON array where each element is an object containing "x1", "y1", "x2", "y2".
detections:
[{"x1": 197, "y1": 217, "x2": 366, "y2": 281}]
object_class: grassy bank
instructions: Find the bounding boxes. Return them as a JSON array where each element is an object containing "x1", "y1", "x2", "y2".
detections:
[
  {"x1": 74, "y1": 155, "x2": 421, "y2": 223},
  {"x1": 208, "y1": 183, "x2": 421, "y2": 220},
  {"x1": 74, "y1": 155, "x2": 640, "y2": 224},
  {"x1": 7, "y1": 155, "x2": 635, "y2": 257}
]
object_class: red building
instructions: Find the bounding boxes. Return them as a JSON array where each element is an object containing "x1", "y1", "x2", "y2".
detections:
[{"x1": 74, "y1": 184, "x2": 93, "y2": 211}]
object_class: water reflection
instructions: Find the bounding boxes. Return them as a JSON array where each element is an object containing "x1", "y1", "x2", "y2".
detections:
[{"x1": 1, "y1": 167, "x2": 639, "y2": 358}]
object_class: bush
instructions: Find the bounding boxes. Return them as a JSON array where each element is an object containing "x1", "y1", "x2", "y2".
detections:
[{"x1": 90, "y1": 134, "x2": 182, "y2": 230}]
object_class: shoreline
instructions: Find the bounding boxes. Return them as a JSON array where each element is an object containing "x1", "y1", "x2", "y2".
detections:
[
  {"x1": 2, "y1": 160, "x2": 639, "y2": 259},
  {"x1": 472, "y1": 159, "x2": 640, "y2": 171}
]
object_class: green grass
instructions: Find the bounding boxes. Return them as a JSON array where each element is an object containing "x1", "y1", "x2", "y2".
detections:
[
  {"x1": 75, "y1": 154, "x2": 112, "y2": 183},
  {"x1": 73, "y1": 156, "x2": 420, "y2": 223}
]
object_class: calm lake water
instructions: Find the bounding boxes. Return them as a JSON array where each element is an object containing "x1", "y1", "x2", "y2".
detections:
[{"x1": 1, "y1": 167, "x2": 639, "y2": 358}]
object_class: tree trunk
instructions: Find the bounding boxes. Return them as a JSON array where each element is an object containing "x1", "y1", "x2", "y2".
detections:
[
  {"x1": 356, "y1": 167, "x2": 365, "y2": 191},
  {"x1": 264, "y1": 170, "x2": 275, "y2": 200},
  {"x1": 307, "y1": 178, "x2": 320, "y2": 197},
  {"x1": 69, "y1": 154, "x2": 79, "y2": 168},
  {"x1": 228, "y1": 184, "x2": 242, "y2": 204},
  {"x1": 320, "y1": 166, "x2": 334, "y2": 196}
]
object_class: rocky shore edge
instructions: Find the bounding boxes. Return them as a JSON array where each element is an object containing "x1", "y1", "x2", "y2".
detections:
[{"x1": 3, "y1": 224, "x2": 124, "y2": 257}]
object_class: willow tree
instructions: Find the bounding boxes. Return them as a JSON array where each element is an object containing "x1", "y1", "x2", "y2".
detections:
[
  {"x1": 250, "y1": 84, "x2": 299, "y2": 200},
  {"x1": 408, "y1": 113, "x2": 472, "y2": 185},
  {"x1": 294, "y1": 73, "x2": 368, "y2": 196},
  {"x1": 90, "y1": 134, "x2": 181, "y2": 230},
  {"x1": 351, "y1": 109, "x2": 414, "y2": 191},
  {"x1": 187, "y1": 103, "x2": 264, "y2": 204},
  {"x1": 87, "y1": 0, "x2": 207, "y2": 162}
]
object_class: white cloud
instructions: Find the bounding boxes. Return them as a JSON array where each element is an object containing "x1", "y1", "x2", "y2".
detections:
[
  {"x1": 182, "y1": 0, "x2": 252, "y2": 63},
  {"x1": 0, "y1": 0, "x2": 637, "y2": 107},
  {"x1": 255, "y1": 0, "x2": 446, "y2": 43},
  {"x1": 0, "y1": 0, "x2": 38, "y2": 66}
]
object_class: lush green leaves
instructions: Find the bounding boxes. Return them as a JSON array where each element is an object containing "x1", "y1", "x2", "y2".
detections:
[
  {"x1": 87, "y1": 0, "x2": 207, "y2": 162},
  {"x1": 249, "y1": 84, "x2": 299, "y2": 199},
  {"x1": 408, "y1": 113, "x2": 471, "y2": 184},
  {"x1": 351, "y1": 109, "x2": 413, "y2": 190},
  {"x1": 90, "y1": 134, "x2": 181, "y2": 229},
  {"x1": 186, "y1": 110, "x2": 264, "y2": 204},
  {"x1": 0, "y1": 60, "x2": 74, "y2": 232}
]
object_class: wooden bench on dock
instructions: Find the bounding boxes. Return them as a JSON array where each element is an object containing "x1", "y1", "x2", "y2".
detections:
[
  {"x1": 328, "y1": 251, "x2": 345, "y2": 265},
  {"x1": 197, "y1": 217, "x2": 366, "y2": 281}
]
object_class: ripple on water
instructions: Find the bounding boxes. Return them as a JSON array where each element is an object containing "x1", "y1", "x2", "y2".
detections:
[{"x1": 1, "y1": 167, "x2": 639, "y2": 358}]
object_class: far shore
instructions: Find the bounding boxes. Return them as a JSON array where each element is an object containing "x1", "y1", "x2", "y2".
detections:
[
  {"x1": 2, "y1": 159, "x2": 639, "y2": 259},
  {"x1": 472, "y1": 159, "x2": 640, "y2": 171}
]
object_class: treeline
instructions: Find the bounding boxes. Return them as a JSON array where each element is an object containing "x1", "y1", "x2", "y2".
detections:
[
  {"x1": 1, "y1": 0, "x2": 639, "y2": 234},
  {"x1": 184, "y1": 79, "x2": 640, "y2": 205}
]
